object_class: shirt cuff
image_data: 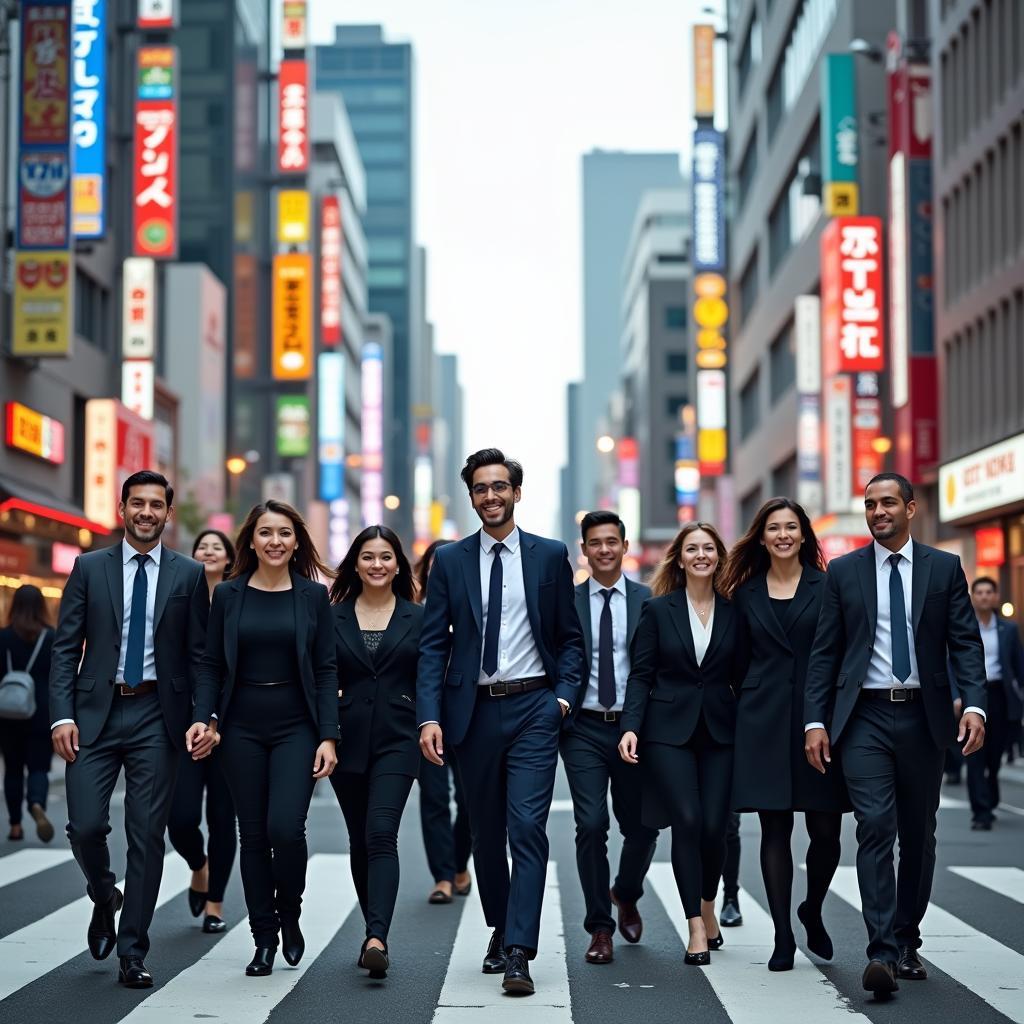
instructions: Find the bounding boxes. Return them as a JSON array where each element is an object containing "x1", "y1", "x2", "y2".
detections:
[
  {"x1": 963, "y1": 705, "x2": 986, "y2": 721},
  {"x1": 804, "y1": 722, "x2": 826, "y2": 732},
  {"x1": 51, "y1": 719, "x2": 75, "y2": 731},
  {"x1": 418, "y1": 720, "x2": 439, "y2": 729},
  {"x1": 556, "y1": 698, "x2": 570, "y2": 711}
]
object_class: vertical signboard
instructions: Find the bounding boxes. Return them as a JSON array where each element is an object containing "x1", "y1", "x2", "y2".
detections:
[
  {"x1": 272, "y1": 253, "x2": 313, "y2": 380},
  {"x1": 233, "y1": 253, "x2": 257, "y2": 378},
  {"x1": 121, "y1": 359, "x2": 155, "y2": 420},
  {"x1": 137, "y1": 0, "x2": 176, "y2": 30},
  {"x1": 122, "y1": 257, "x2": 156, "y2": 357},
  {"x1": 278, "y1": 59, "x2": 309, "y2": 174},
  {"x1": 320, "y1": 196, "x2": 342, "y2": 346},
  {"x1": 692, "y1": 24, "x2": 715, "y2": 120},
  {"x1": 281, "y1": 0, "x2": 307, "y2": 49},
  {"x1": 72, "y1": 0, "x2": 106, "y2": 237},
  {"x1": 275, "y1": 396, "x2": 311, "y2": 457},
  {"x1": 133, "y1": 46, "x2": 178, "y2": 259},
  {"x1": 823, "y1": 376, "x2": 853, "y2": 513},
  {"x1": 691, "y1": 128, "x2": 726, "y2": 273},
  {"x1": 794, "y1": 295, "x2": 823, "y2": 518},
  {"x1": 84, "y1": 400, "x2": 154, "y2": 529},
  {"x1": 277, "y1": 189, "x2": 310, "y2": 244},
  {"x1": 12, "y1": 251, "x2": 74, "y2": 357},
  {"x1": 361, "y1": 343, "x2": 385, "y2": 526},
  {"x1": 318, "y1": 352, "x2": 345, "y2": 501},
  {"x1": 821, "y1": 53, "x2": 859, "y2": 216}
]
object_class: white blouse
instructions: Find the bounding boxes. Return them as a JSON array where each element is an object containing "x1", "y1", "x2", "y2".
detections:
[{"x1": 686, "y1": 594, "x2": 714, "y2": 666}]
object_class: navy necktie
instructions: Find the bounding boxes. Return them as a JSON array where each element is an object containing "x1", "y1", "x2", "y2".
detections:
[
  {"x1": 482, "y1": 542, "x2": 505, "y2": 677},
  {"x1": 598, "y1": 588, "x2": 616, "y2": 709},
  {"x1": 123, "y1": 552, "x2": 150, "y2": 687},
  {"x1": 888, "y1": 553, "x2": 911, "y2": 683}
]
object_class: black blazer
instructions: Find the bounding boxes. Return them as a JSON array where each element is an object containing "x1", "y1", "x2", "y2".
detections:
[
  {"x1": 620, "y1": 590, "x2": 742, "y2": 746},
  {"x1": 334, "y1": 597, "x2": 423, "y2": 776},
  {"x1": 950, "y1": 616, "x2": 1024, "y2": 721},
  {"x1": 194, "y1": 571, "x2": 339, "y2": 742},
  {"x1": 804, "y1": 541, "x2": 986, "y2": 749},
  {"x1": 49, "y1": 544, "x2": 208, "y2": 748}
]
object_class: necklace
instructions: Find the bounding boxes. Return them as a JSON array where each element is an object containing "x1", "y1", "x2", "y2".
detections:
[
  {"x1": 689, "y1": 595, "x2": 713, "y2": 622},
  {"x1": 357, "y1": 597, "x2": 395, "y2": 627}
]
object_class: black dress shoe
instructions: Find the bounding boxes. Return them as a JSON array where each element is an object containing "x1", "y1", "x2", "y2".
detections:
[
  {"x1": 862, "y1": 958, "x2": 899, "y2": 995},
  {"x1": 187, "y1": 888, "x2": 208, "y2": 918},
  {"x1": 684, "y1": 950, "x2": 711, "y2": 966},
  {"x1": 896, "y1": 947, "x2": 927, "y2": 980},
  {"x1": 720, "y1": 897, "x2": 743, "y2": 927},
  {"x1": 359, "y1": 938, "x2": 390, "y2": 979},
  {"x1": 768, "y1": 936, "x2": 796, "y2": 972},
  {"x1": 502, "y1": 946, "x2": 534, "y2": 995},
  {"x1": 797, "y1": 902, "x2": 834, "y2": 960},
  {"x1": 88, "y1": 888, "x2": 123, "y2": 961},
  {"x1": 245, "y1": 947, "x2": 275, "y2": 977},
  {"x1": 202, "y1": 914, "x2": 226, "y2": 934},
  {"x1": 118, "y1": 956, "x2": 153, "y2": 988},
  {"x1": 482, "y1": 930, "x2": 506, "y2": 974},
  {"x1": 281, "y1": 918, "x2": 305, "y2": 966},
  {"x1": 971, "y1": 818, "x2": 993, "y2": 831}
]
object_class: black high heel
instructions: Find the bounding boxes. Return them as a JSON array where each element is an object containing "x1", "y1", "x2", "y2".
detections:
[
  {"x1": 359, "y1": 937, "x2": 390, "y2": 979},
  {"x1": 202, "y1": 914, "x2": 226, "y2": 934},
  {"x1": 245, "y1": 947, "x2": 275, "y2": 977},
  {"x1": 708, "y1": 932, "x2": 724, "y2": 950},
  {"x1": 187, "y1": 888, "x2": 207, "y2": 918},
  {"x1": 685, "y1": 950, "x2": 711, "y2": 966},
  {"x1": 281, "y1": 918, "x2": 305, "y2": 966}
]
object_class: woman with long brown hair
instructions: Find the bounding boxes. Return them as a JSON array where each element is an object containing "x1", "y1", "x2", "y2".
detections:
[
  {"x1": 618, "y1": 522, "x2": 744, "y2": 966},
  {"x1": 720, "y1": 497, "x2": 847, "y2": 972},
  {"x1": 0, "y1": 585, "x2": 54, "y2": 842},
  {"x1": 189, "y1": 501, "x2": 338, "y2": 977}
]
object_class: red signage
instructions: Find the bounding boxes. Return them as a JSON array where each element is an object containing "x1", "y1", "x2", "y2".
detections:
[
  {"x1": 20, "y1": 4, "x2": 71, "y2": 146},
  {"x1": 320, "y1": 197, "x2": 342, "y2": 346},
  {"x1": 851, "y1": 396, "x2": 883, "y2": 494},
  {"x1": 84, "y1": 399, "x2": 155, "y2": 529},
  {"x1": 974, "y1": 527, "x2": 1005, "y2": 566},
  {"x1": 132, "y1": 47, "x2": 178, "y2": 259},
  {"x1": 821, "y1": 216, "x2": 885, "y2": 376},
  {"x1": 278, "y1": 59, "x2": 308, "y2": 173}
]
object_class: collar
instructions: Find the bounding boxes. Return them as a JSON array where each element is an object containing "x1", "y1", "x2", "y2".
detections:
[
  {"x1": 977, "y1": 614, "x2": 999, "y2": 632},
  {"x1": 589, "y1": 574, "x2": 626, "y2": 598},
  {"x1": 122, "y1": 538, "x2": 163, "y2": 567},
  {"x1": 481, "y1": 526, "x2": 520, "y2": 555},
  {"x1": 873, "y1": 537, "x2": 912, "y2": 571}
]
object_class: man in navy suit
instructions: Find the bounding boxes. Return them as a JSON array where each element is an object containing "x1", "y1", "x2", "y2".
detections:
[{"x1": 418, "y1": 448, "x2": 584, "y2": 996}]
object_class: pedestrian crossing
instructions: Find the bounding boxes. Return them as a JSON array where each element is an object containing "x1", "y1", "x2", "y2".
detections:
[{"x1": 1, "y1": 846, "x2": 1022, "y2": 1023}]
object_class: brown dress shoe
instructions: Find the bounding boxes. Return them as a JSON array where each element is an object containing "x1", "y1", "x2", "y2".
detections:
[
  {"x1": 610, "y1": 889, "x2": 643, "y2": 944},
  {"x1": 585, "y1": 930, "x2": 614, "y2": 964}
]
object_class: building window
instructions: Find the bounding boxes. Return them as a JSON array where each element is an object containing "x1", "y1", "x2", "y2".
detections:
[
  {"x1": 769, "y1": 321, "x2": 796, "y2": 403},
  {"x1": 767, "y1": 61, "x2": 784, "y2": 137},
  {"x1": 348, "y1": 111, "x2": 405, "y2": 134},
  {"x1": 768, "y1": 187, "x2": 792, "y2": 274},
  {"x1": 740, "y1": 485, "x2": 764, "y2": 527},
  {"x1": 74, "y1": 270, "x2": 109, "y2": 351},
  {"x1": 367, "y1": 168, "x2": 407, "y2": 201},
  {"x1": 666, "y1": 352, "x2": 688, "y2": 374},
  {"x1": 368, "y1": 236, "x2": 406, "y2": 261},
  {"x1": 666, "y1": 395, "x2": 689, "y2": 419},
  {"x1": 368, "y1": 265, "x2": 406, "y2": 288},
  {"x1": 781, "y1": 0, "x2": 839, "y2": 111},
  {"x1": 664, "y1": 305, "x2": 687, "y2": 329},
  {"x1": 357, "y1": 140, "x2": 406, "y2": 162},
  {"x1": 771, "y1": 455, "x2": 797, "y2": 498},
  {"x1": 737, "y1": 17, "x2": 762, "y2": 95},
  {"x1": 769, "y1": 125, "x2": 822, "y2": 276},
  {"x1": 739, "y1": 250, "x2": 760, "y2": 325},
  {"x1": 737, "y1": 129, "x2": 758, "y2": 208},
  {"x1": 739, "y1": 369, "x2": 761, "y2": 440}
]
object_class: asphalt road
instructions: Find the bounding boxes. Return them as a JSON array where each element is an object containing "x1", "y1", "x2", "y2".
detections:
[{"x1": 1, "y1": 758, "x2": 1023, "y2": 1024}]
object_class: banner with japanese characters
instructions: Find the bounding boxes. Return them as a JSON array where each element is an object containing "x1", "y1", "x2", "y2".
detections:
[
  {"x1": 72, "y1": 0, "x2": 107, "y2": 237},
  {"x1": 278, "y1": 59, "x2": 309, "y2": 174}
]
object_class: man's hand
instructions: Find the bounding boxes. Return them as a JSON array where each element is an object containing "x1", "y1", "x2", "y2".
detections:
[
  {"x1": 959, "y1": 711, "x2": 985, "y2": 756},
  {"x1": 185, "y1": 721, "x2": 218, "y2": 760},
  {"x1": 618, "y1": 731, "x2": 639, "y2": 764},
  {"x1": 804, "y1": 727, "x2": 831, "y2": 774},
  {"x1": 420, "y1": 723, "x2": 444, "y2": 766},
  {"x1": 557, "y1": 698, "x2": 570, "y2": 719},
  {"x1": 52, "y1": 723, "x2": 79, "y2": 763}
]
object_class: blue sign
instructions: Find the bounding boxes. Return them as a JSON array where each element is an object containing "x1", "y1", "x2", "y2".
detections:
[
  {"x1": 318, "y1": 352, "x2": 346, "y2": 501},
  {"x1": 72, "y1": 0, "x2": 107, "y2": 238},
  {"x1": 907, "y1": 160, "x2": 933, "y2": 355},
  {"x1": 691, "y1": 127, "x2": 726, "y2": 273}
]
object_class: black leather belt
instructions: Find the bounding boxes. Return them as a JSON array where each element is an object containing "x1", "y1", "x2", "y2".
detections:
[
  {"x1": 114, "y1": 680, "x2": 157, "y2": 696},
  {"x1": 580, "y1": 707, "x2": 621, "y2": 723},
  {"x1": 479, "y1": 676, "x2": 549, "y2": 698},
  {"x1": 242, "y1": 679, "x2": 294, "y2": 688},
  {"x1": 861, "y1": 687, "x2": 919, "y2": 702}
]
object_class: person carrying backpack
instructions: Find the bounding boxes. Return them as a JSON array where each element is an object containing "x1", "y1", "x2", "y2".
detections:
[{"x1": 0, "y1": 584, "x2": 55, "y2": 842}]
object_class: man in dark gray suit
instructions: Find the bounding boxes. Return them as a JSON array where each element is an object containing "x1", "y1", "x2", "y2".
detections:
[
  {"x1": 560, "y1": 511, "x2": 658, "y2": 965},
  {"x1": 50, "y1": 470, "x2": 212, "y2": 988}
]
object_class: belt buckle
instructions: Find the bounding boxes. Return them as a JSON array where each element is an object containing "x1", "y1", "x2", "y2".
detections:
[
  {"x1": 488, "y1": 683, "x2": 504, "y2": 697},
  {"x1": 118, "y1": 684, "x2": 134, "y2": 696},
  {"x1": 890, "y1": 688, "x2": 907, "y2": 703},
  {"x1": 603, "y1": 710, "x2": 617, "y2": 722}
]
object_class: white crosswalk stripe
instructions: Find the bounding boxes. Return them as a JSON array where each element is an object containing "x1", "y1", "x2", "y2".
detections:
[
  {"x1": 828, "y1": 865, "x2": 1024, "y2": 1022},
  {"x1": 0, "y1": 849, "x2": 74, "y2": 888},
  {"x1": 949, "y1": 866, "x2": 1024, "y2": 905}
]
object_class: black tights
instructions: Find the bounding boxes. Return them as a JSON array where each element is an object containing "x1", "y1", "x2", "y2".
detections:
[{"x1": 757, "y1": 810, "x2": 842, "y2": 941}]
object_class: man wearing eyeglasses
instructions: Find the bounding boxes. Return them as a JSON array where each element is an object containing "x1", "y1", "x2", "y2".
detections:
[{"x1": 417, "y1": 448, "x2": 584, "y2": 997}]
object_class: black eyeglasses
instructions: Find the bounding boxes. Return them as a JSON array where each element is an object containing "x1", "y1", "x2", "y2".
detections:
[{"x1": 471, "y1": 481, "x2": 512, "y2": 497}]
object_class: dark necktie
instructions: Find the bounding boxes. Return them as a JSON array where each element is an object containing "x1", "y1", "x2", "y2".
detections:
[
  {"x1": 482, "y1": 542, "x2": 505, "y2": 677},
  {"x1": 123, "y1": 552, "x2": 150, "y2": 687},
  {"x1": 598, "y1": 588, "x2": 616, "y2": 709},
  {"x1": 888, "y1": 553, "x2": 911, "y2": 683}
]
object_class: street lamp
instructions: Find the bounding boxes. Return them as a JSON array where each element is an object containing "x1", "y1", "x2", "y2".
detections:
[
  {"x1": 384, "y1": 494, "x2": 401, "y2": 511},
  {"x1": 226, "y1": 456, "x2": 248, "y2": 476},
  {"x1": 870, "y1": 436, "x2": 893, "y2": 455},
  {"x1": 596, "y1": 435, "x2": 615, "y2": 454}
]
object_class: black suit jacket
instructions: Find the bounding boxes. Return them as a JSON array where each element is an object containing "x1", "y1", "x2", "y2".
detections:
[
  {"x1": 571, "y1": 577, "x2": 650, "y2": 721},
  {"x1": 48, "y1": 544, "x2": 208, "y2": 748},
  {"x1": 951, "y1": 616, "x2": 1024, "y2": 721},
  {"x1": 804, "y1": 541, "x2": 986, "y2": 749},
  {"x1": 334, "y1": 597, "x2": 423, "y2": 776},
  {"x1": 620, "y1": 590, "x2": 742, "y2": 746},
  {"x1": 194, "y1": 571, "x2": 339, "y2": 742}
]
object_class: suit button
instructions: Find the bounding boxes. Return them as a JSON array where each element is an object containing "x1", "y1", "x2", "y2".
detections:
[{"x1": 365, "y1": 697, "x2": 373, "y2": 704}]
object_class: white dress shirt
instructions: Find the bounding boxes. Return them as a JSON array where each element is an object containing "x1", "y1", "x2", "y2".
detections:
[
  {"x1": 686, "y1": 594, "x2": 714, "y2": 667},
  {"x1": 478, "y1": 527, "x2": 545, "y2": 684},
  {"x1": 582, "y1": 575, "x2": 629, "y2": 711},
  {"x1": 978, "y1": 615, "x2": 1002, "y2": 681}
]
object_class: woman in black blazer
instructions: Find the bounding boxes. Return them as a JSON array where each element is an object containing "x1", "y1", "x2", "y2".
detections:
[
  {"x1": 189, "y1": 501, "x2": 338, "y2": 978},
  {"x1": 330, "y1": 525, "x2": 422, "y2": 980},
  {"x1": 720, "y1": 498, "x2": 848, "y2": 972},
  {"x1": 619, "y1": 522, "x2": 743, "y2": 966}
]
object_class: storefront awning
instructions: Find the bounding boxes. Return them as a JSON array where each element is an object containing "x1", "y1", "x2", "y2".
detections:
[{"x1": 0, "y1": 474, "x2": 112, "y2": 536}]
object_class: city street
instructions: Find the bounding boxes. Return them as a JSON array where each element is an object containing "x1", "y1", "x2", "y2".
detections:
[{"x1": 1, "y1": 759, "x2": 1022, "y2": 1024}]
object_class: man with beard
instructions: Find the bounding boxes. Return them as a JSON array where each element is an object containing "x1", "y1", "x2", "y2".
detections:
[
  {"x1": 418, "y1": 449, "x2": 584, "y2": 996},
  {"x1": 50, "y1": 470, "x2": 212, "y2": 988},
  {"x1": 804, "y1": 473, "x2": 986, "y2": 998}
]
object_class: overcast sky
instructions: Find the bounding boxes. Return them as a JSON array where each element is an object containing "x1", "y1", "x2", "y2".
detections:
[{"x1": 310, "y1": 0, "x2": 710, "y2": 534}]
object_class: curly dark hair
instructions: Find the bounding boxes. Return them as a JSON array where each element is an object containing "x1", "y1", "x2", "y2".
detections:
[
  {"x1": 229, "y1": 501, "x2": 333, "y2": 582},
  {"x1": 329, "y1": 525, "x2": 415, "y2": 604}
]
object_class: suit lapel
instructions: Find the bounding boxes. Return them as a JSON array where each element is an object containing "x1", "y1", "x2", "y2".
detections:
[
  {"x1": 106, "y1": 545, "x2": 124, "y2": 631},
  {"x1": 856, "y1": 546, "x2": 878, "y2": 639},
  {"x1": 625, "y1": 580, "x2": 643, "y2": 647},
  {"x1": 372, "y1": 599, "x2": 414, "y2": 668},
  {"x1": 787, "y1": 570, "x2": 822, "y2": 634},
  {"x1": 703, "y1": 593, "x2": 730, "y2": 665},
  {"x1": 575, "y1": 583, "x2": 593, "y2": 670},
  {"x1": 667, "y1": 591, "x2": 698, "y2": 667},
  {"x1": 745, "y1": 576, "x2": 792, "y2": 653},
  {"x1": 335, "y1": 600, "x2": 374, "y2": 671},
  {"x1": 461, "y1": 534, "x2": 483, "y2": 634},
  {"x1": 153, "y1": 549, "x2": 177, "y2": 631},
  {"x1": 911, "y1": 541, "x2": 932, "y2": 634},
  {"x1": 519, "y1": 533, "x2": 543, "y2": 647},
  {"x1": 294, "y1": 578, "x2": 309, "y2": 666},
  {"x1": 224, "y1": 577, "x2": 244, "y2": 676}
]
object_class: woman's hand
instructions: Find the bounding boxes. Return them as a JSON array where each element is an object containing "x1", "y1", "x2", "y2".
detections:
[
  {"x1": 313, "y1": 739, "x2": 338, "y2": 779},
  {"x1": 186, "y1": 721, "x2": 218, "y2": 760},
  {"x1": 618, "y1": 731, "x2": 639, "y2": 764}
]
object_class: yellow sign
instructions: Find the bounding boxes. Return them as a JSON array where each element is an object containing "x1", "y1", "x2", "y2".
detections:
[
  {"x1": 693, "y1": 25, "x2": 716, "y2": 119},
  {"x1": 277, "y1": 190, "x2": 311, "y2": 245},
  {"x1": 272, "y1": 253, "x2": 312, "y2": 380},
  {"x1": 235, "y1": 190, "x2": 254, "y2": 244},
  {"x1": 698, "y1": 427, "x2": 727, "y2": 464},
  {"x1": 824, "y1": 181, "x2": 859, "y2": 216},
  {"x1": 12, "y1": 251, "x2": 74, "y2": 357}
]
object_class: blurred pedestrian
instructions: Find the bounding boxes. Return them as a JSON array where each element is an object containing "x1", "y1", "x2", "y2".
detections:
[
  {"x1": 0, "y1": 584, "x2": 54, "y2": 842},
  {"x1": 720, "y1": 813, "x2": 743, "y2": 926},
  {"x1": 619, "y1": 522, "x2": 743, "y2": 967},
  {"x1": 415, "y1": 539, "x2": 473, "y2": 906},
  {"x1": 329, "y1": 526, "x2": 423, "y2": 980},
  {"x1": 166, "y1": 530, "x2": 238, "y2": 933},
  {"x1": 190, "y1": 501, "x2": 338, "y2": 978}
]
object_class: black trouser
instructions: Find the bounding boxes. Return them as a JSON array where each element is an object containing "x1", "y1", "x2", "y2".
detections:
[
  {"x1": 218, "y1": 683, "x2": 317, "y2": 948},
  {"x1": 645, "y1": 716, "x2": 733, "y2": 919},
  {"x1": 560, "y1": 712, "x2": 658, "y2": 934},
  {"x1": 65, "y1": 690, "x2": 178, "y2": 958},
  {"x1": 722, "y1": 812, "x2": 741, "y2": 902},
  {"x1": 967, "y1": 682, "x2": 1008, "y2": 824},
  {"x1": 418, "y1": 755, "x2": 472, "y2": 884},
  {"x1": 841, "y1": 694, "x2": 943, "y2": 964},
  {"x1": 0, "y1": 722, "x2": 51, "y2": 826},
  {"x1": 167, "y1": 748, "x2": 237, "y2": 903},
  {"x1": 332, "y1": 768, "x2": 415, "y2": 943}
]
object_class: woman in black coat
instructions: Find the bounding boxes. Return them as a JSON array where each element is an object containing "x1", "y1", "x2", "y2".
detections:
[
  {"x1": 330, "y1": 525, "x2": 422, "y2": 980},
  {"x1": 720, "y1": 497, "x2": 848, "y2": 972},
  {"x1": 619, "y1": 522, "x2": 744, "y2": 966}
]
